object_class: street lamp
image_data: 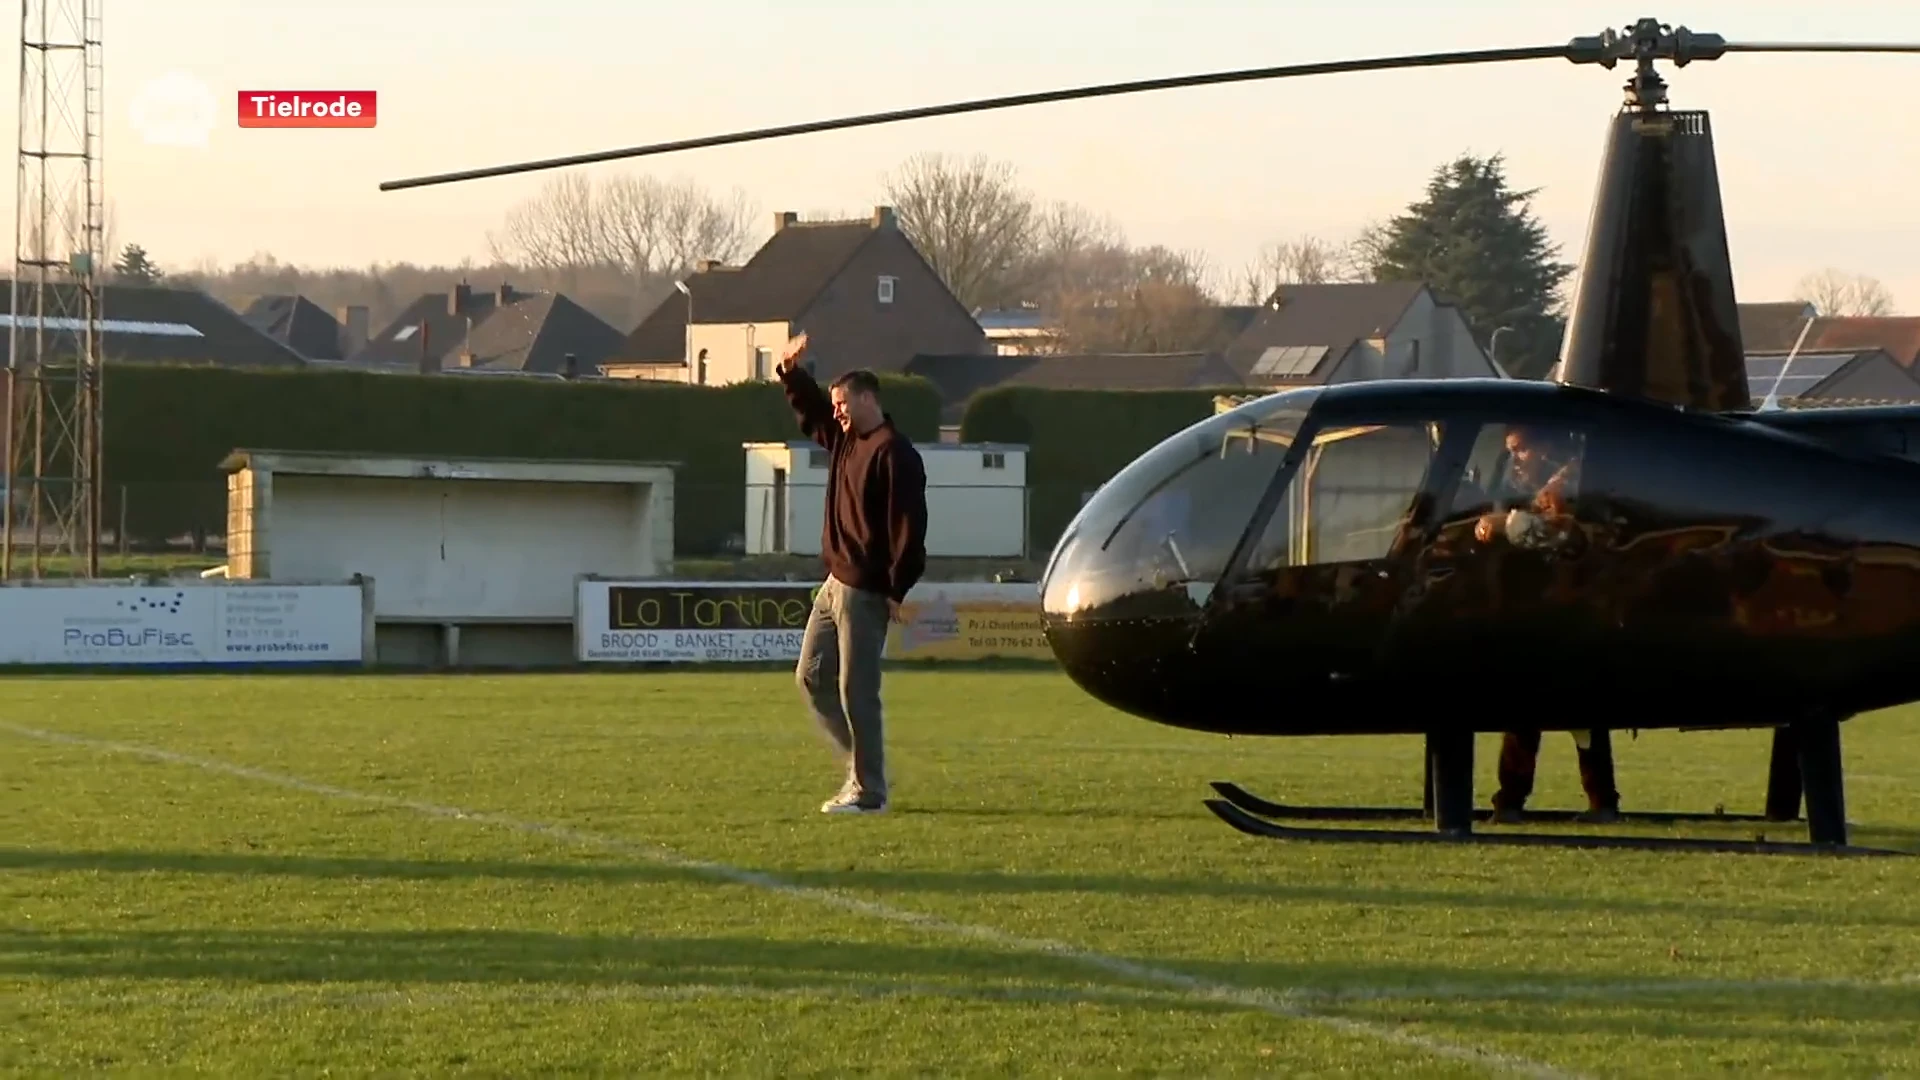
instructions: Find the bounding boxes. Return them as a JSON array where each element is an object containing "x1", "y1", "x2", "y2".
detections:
[
  {"x1": 1489, "y1": 325, "x2": 1515, "y2": 377},
  {"x1": 674, "y1": 279, "x2": 692, "y2": 383}
]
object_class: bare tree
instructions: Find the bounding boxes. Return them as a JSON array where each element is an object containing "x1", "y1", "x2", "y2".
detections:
[
  {"x1": 486, "y1": 173, "x2": 610, "y2": 292},
  {"x1": 597, "y1": 174, "x2": 757, "y2": 295},
  {"x1": 486, "y1": 172, "x2": 756, "y2": 300},
  {"x1": 1344, "y1": 220, "x2": 1392, "y2": 282},
  {"x1": 1237, "y1": 235, "x2": 1349, "y2": 301},
  {"x1": 17, "y1": 191, "x2": 116, "y2": 279},
  {"x1": 1795, "y1": 268, "x2": 1896, "y2": 317},
  {"x1": 1049, "y1": 245, "x2": 1233, "y2": 353},
  {"x1": 882, "y1": 152, "x2": 1038, "y2": 311}
]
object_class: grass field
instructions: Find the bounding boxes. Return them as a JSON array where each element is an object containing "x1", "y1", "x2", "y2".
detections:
[{"x1": 3, "y1": 669, "x2": 1918, "y2": 1077}]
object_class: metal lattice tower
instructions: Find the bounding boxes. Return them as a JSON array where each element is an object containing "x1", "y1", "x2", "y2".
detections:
[{"x1": 5, "y1": 0, "x2": 103, "y2": 578}]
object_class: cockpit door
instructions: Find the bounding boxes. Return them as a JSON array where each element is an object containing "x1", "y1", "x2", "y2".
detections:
[
  {"x1": 1190, "y1": 417, "x2": 1466, "y2": 688},
  {"x1": 1389, "y1": 417, "x2": 1609, "y2": 682}
]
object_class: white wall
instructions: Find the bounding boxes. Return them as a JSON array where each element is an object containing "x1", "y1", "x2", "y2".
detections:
[
  {"x1": 743, "y1": 443, "x2": 826, "y2": 555},
  {"x1": 688, "y1": 321, "x2": 787, "y2": 385},
  {"x1": 263, "y1": 475, "x2": 665, "y2": 620},
  {"x1": 743, "y1": 444, "x2": 1027, "y2": 558},
  {"x1": 925, "y1": 487, "x2": 1024, "y2": 557},
  {"x1": 924, "y1": 445, "x2": 1027, "y2": 487}
]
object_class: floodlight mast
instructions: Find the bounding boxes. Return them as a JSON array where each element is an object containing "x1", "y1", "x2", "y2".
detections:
[{"x1": 7, "y1": 0, "x2": 106, "y2": 580}]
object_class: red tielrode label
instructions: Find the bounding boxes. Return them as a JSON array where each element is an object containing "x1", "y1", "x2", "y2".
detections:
[{"x1": 237, "y1": 91, "x2": 377, "y2": 128}]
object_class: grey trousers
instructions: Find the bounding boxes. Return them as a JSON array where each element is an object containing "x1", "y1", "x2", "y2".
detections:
[{"x1": 794, "y1": 575, "x2": 890, "y2": 799}]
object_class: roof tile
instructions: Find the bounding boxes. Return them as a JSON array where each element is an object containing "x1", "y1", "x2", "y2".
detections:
[{"x1": 0, "y1": 279, "x2": 307, "y2": 368}]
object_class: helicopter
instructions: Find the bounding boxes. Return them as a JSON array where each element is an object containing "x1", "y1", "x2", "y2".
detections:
[{"x1": 381, "y1": 18, "x2": 1920, "y2": 856}]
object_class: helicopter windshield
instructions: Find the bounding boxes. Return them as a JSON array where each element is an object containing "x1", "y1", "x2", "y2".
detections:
[{"x1": 1040, "y1": 387, "x2": 1322, "y2": 620}]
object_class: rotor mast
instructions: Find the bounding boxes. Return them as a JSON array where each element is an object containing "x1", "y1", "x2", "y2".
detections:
[{"x1": 1552, "y1": 19, "x2": 1752, "y2": 412}]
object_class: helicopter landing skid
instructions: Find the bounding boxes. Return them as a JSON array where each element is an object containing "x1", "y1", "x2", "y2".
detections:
[
  {"x1": 1206, "y1": 780, "x2": 1787, "y2": 827},
  {"x1": 1200, "y1": 795, "x2": 1906, "y2": 856},
  {"x1": 1202, "y1": 721, "x2": 1911, "y2": 857}
]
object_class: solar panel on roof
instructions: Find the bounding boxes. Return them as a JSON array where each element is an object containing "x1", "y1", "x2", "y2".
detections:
[
  {"x1": 1746, "y1": 353, "x2": 1854, "y2": 399},
  {"x1": 1746, "y1": 353, "x2": 1850, "y2": 380},
  {"x1": 0, "y1": 314, "x2": 203, "y2": 337},
  {"x1": 1251, "y1": 344, "x2": 1328, "y2": 377}
]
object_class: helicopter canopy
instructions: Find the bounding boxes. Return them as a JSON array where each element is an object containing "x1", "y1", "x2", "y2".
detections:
[{"x1": 1040, "y1": 387, "x2": 1325, "y2": 620}]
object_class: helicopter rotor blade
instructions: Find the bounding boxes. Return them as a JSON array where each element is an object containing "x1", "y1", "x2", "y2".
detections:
[
  {"x1": 1719, "y1": 41, "x2": 1920, "y2": 55},
  {"x1": 377, "y1": 43, "x2": 1571, "y2": 191}
]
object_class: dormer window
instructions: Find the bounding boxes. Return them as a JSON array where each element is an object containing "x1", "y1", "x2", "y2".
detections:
[{"x1": 877, "y1": 275, "x2": 896, "y2": 304}]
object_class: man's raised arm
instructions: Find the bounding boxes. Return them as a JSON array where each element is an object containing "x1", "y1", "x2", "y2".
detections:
[{"x1": 774, "y1": 331, "x2": 839, "y2": 450}]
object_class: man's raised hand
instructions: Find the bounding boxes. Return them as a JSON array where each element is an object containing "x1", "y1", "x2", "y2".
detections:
[{"x1": 778, "y1": 331, "x2": 809, "y2": 374}]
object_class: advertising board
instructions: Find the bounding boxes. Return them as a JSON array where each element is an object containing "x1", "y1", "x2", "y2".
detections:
[
  {"x1": 577, "y1": 580, "x2": 814, "y2": 663},
  {"x1": 575, "y1": 578, "x2": 1047, "y2": 663},
  {"x1": 0, "y1": 581, "x2": 369, "y2": 666},
  {"x1": 886, "y1": 582, "x2": 1050, "y2": 660}
]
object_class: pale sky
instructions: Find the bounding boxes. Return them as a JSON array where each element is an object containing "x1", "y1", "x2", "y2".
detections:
[{"x1": 9, "y1": 0, "x2": 1919, "y2": 312}]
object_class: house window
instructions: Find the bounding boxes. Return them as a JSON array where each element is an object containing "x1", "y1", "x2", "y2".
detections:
[
  {"x1": 877, "y1": 275, "x2": 896, "y2": 304},
  {"x1": 754, "y1": 347, "x2": 772, "y2": 380},
  {"x1": 981, "y1": 451, "x2": 1005, "y2": 469},
  {"x1": 809, "y1": 450, "x2": 828, "y2": 469}
]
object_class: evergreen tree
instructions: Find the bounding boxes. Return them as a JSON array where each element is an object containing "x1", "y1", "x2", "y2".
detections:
[
  {"x1": 113, "y1": 243, "x2": 163, "y2": 285},
  {"x1": 1366, "y1": 154, "x2": 1572, "y2": 379}
]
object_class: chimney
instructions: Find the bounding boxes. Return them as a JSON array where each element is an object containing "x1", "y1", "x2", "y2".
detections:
[
  {"x1": 416, "y1": 319, "x2": 436, "y2": 375},
  {"x1": 696, "y1": 259, "x2": 722, "y2": 273},
  {"x1": 449, "y1": 281, "x2": 472, "y2": 315},
  {"x1": 773, "y1": 211, "x2": 797, "y2": 232},
  {"x1": 872, "y1": 205, "x2": 896, "y2": 230},
  {"x1": 336, "y1": 304, "x2": 369, "y2": 358},
  {"x1": 563, "y1": 352, "x2": 580, "y2": 379},
  {"x1": 496, "y1": 281, "x2": 513, "y2": 305}
]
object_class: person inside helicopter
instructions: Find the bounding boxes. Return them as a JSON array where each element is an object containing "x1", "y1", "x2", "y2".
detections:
[
  {"x1": 1473, "y1": 424, "x2": 1583, "y2": 551},
  {"x1": 1467, "y1": 423, "x2": 1622, "y2": 824}
]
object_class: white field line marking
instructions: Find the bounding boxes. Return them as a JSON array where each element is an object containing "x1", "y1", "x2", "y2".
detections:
[{"x1": 1, "y1": 724, "x2": 1580, "y2": 1080}]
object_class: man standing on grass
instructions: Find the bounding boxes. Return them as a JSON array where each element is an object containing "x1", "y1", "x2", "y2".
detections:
[{"x1": 774, "y1": 331, "x2": 928, "y2": 815}]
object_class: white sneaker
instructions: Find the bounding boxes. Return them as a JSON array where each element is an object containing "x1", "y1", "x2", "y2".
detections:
[{"x1": 820, "y1": 790, "x2": 888, "y2": 814}]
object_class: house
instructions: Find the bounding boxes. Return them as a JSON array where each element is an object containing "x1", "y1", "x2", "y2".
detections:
[
  {"x1": 905, "y1": 350, "x2": 1243, "y2": 434},
  {"x1": 1803, "y1": 316, "x2": 1920, "y2": 369},
  {"x1": 0, "y1": 278, "x2": 307, "y2": 369},
  {"x1": 240, "y1": 294, "x2": 369, "y2": 362},
  {"x1": 1219, "y1": 282, "x2": 1501, "y2": 387},
  {"x1": 604, "y1": 206, "x2": 986, "y2": 385},
  {"x1": 1745, "y1": 348, "x2": 1920, "y2": 406},
  {"x1": 1738, "y1": 301, "x2": 1817, "y2": 352},
  {"x1": 975, "y1": 307, "x2": 1061, "y2": 355},
  {"x1": 1734, "y1": 303, "x2": 1920, "y2": 370},
  {"x1": 347, "y1": 281, "x2": 625, "y2": 376}
]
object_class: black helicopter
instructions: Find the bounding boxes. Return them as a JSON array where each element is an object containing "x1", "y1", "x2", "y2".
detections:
[{"x1": 382, "y1": 19, "x2": 1920, "y2": 856}]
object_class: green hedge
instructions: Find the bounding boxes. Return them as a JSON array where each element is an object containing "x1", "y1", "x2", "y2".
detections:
[
  {"x1": 958, "y1": 385, "x2": 1248, "y2": 556},
  {"x1": 97, "y1": 363, "x2": 941, "y2": 554}
]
